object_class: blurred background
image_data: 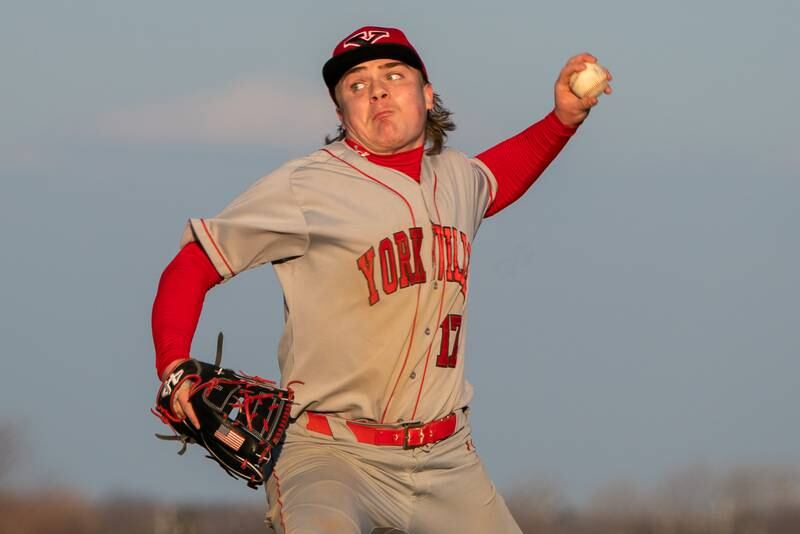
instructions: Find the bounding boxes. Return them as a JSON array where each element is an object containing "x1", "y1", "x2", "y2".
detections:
[{"x1": 1, "y1": 1, "x2": 798, "y2": 532}]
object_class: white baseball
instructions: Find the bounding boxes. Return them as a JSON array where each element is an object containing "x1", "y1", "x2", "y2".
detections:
[{"x1": 569, "y1": 62, "x2": 609, "y2": 98}]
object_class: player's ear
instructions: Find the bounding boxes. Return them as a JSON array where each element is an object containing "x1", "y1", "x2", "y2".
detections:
[
  {"x1": 331, "y1": 84, "x2": 342, "y2": 119},
  {"x1": 424, "y1": 83, "x2": 434, "y2": 111}
]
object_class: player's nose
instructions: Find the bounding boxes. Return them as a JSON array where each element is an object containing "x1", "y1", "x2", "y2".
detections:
[{"x1": 369, "y1": 81, "x2": 389, "y2": 102}]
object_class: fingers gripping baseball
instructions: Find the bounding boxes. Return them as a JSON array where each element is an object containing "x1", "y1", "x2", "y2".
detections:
[{"x1": 554, "y1": 53, "x2": 613, "y2": 127}]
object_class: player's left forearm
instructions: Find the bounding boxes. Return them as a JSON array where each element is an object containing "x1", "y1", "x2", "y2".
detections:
[{"x1": 476, "y1": 110, "x2": 577, "y2": 217}]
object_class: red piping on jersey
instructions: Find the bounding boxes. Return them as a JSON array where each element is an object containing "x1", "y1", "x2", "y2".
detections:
[
  {"x1": 321, "y1": 148, "x2": 422, "y2": 424},
  {"x1": 380, "y1": 285, "x2": 422, "y2": 424},
  {"x1": 200, "y1": 218, "x2": 235, "y2": 277},
  {"x1": 272, "y1": 466, "x2": 288, "y2": 532},
  {"x1": 321, "y1": 149, "x2": 417, "y2": 227},
  {"x1": 344, "y1": 138, "x2": 424, "y2": 182},
  {"x1": 481, "y1": 164, "x2": 497, "y2": 211},
  {"x1": 411, "y1": 172, "x2": 447, "y2": 420}
]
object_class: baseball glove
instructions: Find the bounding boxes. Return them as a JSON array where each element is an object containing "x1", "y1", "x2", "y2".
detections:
[{"x1": 152, "y1": 333, "x2": 294, "y2": 489}]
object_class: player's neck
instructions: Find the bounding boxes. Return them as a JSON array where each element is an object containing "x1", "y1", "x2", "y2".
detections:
[{"x1": 345, "y1": 138, "x2": 423, "y2": 182}]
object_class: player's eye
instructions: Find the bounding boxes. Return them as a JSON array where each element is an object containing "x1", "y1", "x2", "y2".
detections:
[
  {"x1": 350, "y1": 81, "x2": 366, "y2": 92},
  {"x1": 386, "y1": 72, "x2": 403, "y2": 81}
]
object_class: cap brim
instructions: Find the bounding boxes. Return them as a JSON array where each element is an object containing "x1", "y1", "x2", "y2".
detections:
[{"x1": 323, "y1": 44, "x2": 426, "y2": 91}]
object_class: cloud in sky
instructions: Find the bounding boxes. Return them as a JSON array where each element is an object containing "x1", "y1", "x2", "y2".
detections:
[
  {"x1": 98, "y1": 78, "x2": 336, "y2": 149},
  {"x1": 0, "y1": 143, "x2": 41, "y2": 171}
]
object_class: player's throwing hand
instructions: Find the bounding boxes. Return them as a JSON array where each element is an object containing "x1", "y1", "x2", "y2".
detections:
[{"x1": 554, "y1": 53, "x2": 613, "y2": 127}]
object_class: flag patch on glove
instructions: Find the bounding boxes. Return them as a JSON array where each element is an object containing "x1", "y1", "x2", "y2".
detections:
[{"x1": 215, "y1": 425, "x2": 245, "y2": 451}]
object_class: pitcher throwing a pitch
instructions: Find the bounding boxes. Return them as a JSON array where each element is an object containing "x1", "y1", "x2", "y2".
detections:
[{"x1": 152, "y1": 25, "x2": 611, "y2": 533}]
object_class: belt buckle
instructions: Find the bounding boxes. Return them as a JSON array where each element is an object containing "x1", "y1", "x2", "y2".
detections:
[{"x1": 402, "y1": 422, "x2": 426, "y2": 449}]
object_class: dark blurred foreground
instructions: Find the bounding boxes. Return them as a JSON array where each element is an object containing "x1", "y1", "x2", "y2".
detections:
[{"x1": 3, "y1": 465, "x2": 800, "y2": 534}]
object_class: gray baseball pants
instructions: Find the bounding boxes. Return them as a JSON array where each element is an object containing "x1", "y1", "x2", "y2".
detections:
[{"x1": 264, "y1": 411, "x2": 521, "y2": 534}]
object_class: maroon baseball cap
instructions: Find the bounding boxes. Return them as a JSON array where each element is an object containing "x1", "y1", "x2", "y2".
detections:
[{"x1": 322, "y1": 26, "x2": 428, "y2": 93}]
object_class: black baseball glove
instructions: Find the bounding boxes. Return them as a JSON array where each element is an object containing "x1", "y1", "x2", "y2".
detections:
[{"x1": 152, "y1": 334, "x2": 294, "y2": 489}]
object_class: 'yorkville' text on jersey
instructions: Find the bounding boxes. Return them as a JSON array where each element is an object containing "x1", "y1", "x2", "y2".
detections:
[{"x1": 356, "y1": 224, "x2": 471, "y2": 305}]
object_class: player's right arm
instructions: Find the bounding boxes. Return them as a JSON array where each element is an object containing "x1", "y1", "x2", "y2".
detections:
[
  {"x1": 152, "y1": 241, "x2": 223, "y2": 428},
  {"x1": 152, "y1": 163, "x2": 310, "y2": 428}
]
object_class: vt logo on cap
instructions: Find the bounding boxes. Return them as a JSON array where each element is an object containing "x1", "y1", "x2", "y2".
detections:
[
  {"x1": 322, "y1": 26, "x2": 429, "y2": 94},
  {"x1": 344, "y1": 30, "x2": 391, "y2": 48}
]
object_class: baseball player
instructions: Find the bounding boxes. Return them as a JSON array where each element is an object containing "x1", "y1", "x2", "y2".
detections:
[{"x1": 152, "y1": 26, "x2": 610, "y2": 533}]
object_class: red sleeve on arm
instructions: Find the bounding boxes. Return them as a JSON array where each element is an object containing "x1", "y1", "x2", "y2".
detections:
[
  {"x1": 476, "y1": 110, "x2": 578, "y2": 217},
  {"x1": 152, "y1": 241, "x2": 223, "y2": 379}
]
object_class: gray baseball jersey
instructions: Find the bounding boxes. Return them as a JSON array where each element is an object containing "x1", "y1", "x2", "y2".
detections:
[{"x1": 180, "y1": 140, "x2": 497, "y2": 425}]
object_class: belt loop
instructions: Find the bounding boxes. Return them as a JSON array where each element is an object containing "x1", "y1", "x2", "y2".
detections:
[
  {"x1": 458, "y1": 406, "x2": 470, "y2": 430},
  {"x1": 305, "y1": 411, "x2": 333, "y2": 437}
]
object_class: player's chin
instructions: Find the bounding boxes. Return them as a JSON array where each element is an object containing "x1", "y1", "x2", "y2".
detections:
[
  {"x1": 371, "y1": 130, "x2": 408, "y2": 152},
  {"x1": 371, "y1": 121, "x2": 400, "y2": 138}
]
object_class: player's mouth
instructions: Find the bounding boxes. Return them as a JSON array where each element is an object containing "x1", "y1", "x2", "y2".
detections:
[{"x1": 372, "y1": 110, "x2": 394, "y2": 121}]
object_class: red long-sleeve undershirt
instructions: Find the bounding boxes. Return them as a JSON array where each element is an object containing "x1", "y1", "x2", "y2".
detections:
[
  {"x1": 152, "y1": 110, "x2": 577, "y2": 377},
  {"x1": 478, "y1": 110, "x2": 577, "y2": 216},
  {"x1": 152, "y1": 241, "x2": 223, "y2": 377}
]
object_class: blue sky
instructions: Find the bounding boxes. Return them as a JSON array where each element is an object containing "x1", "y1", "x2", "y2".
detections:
[{"x1": 1, "y1": 1, "x2": 797, "y2": 505}]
